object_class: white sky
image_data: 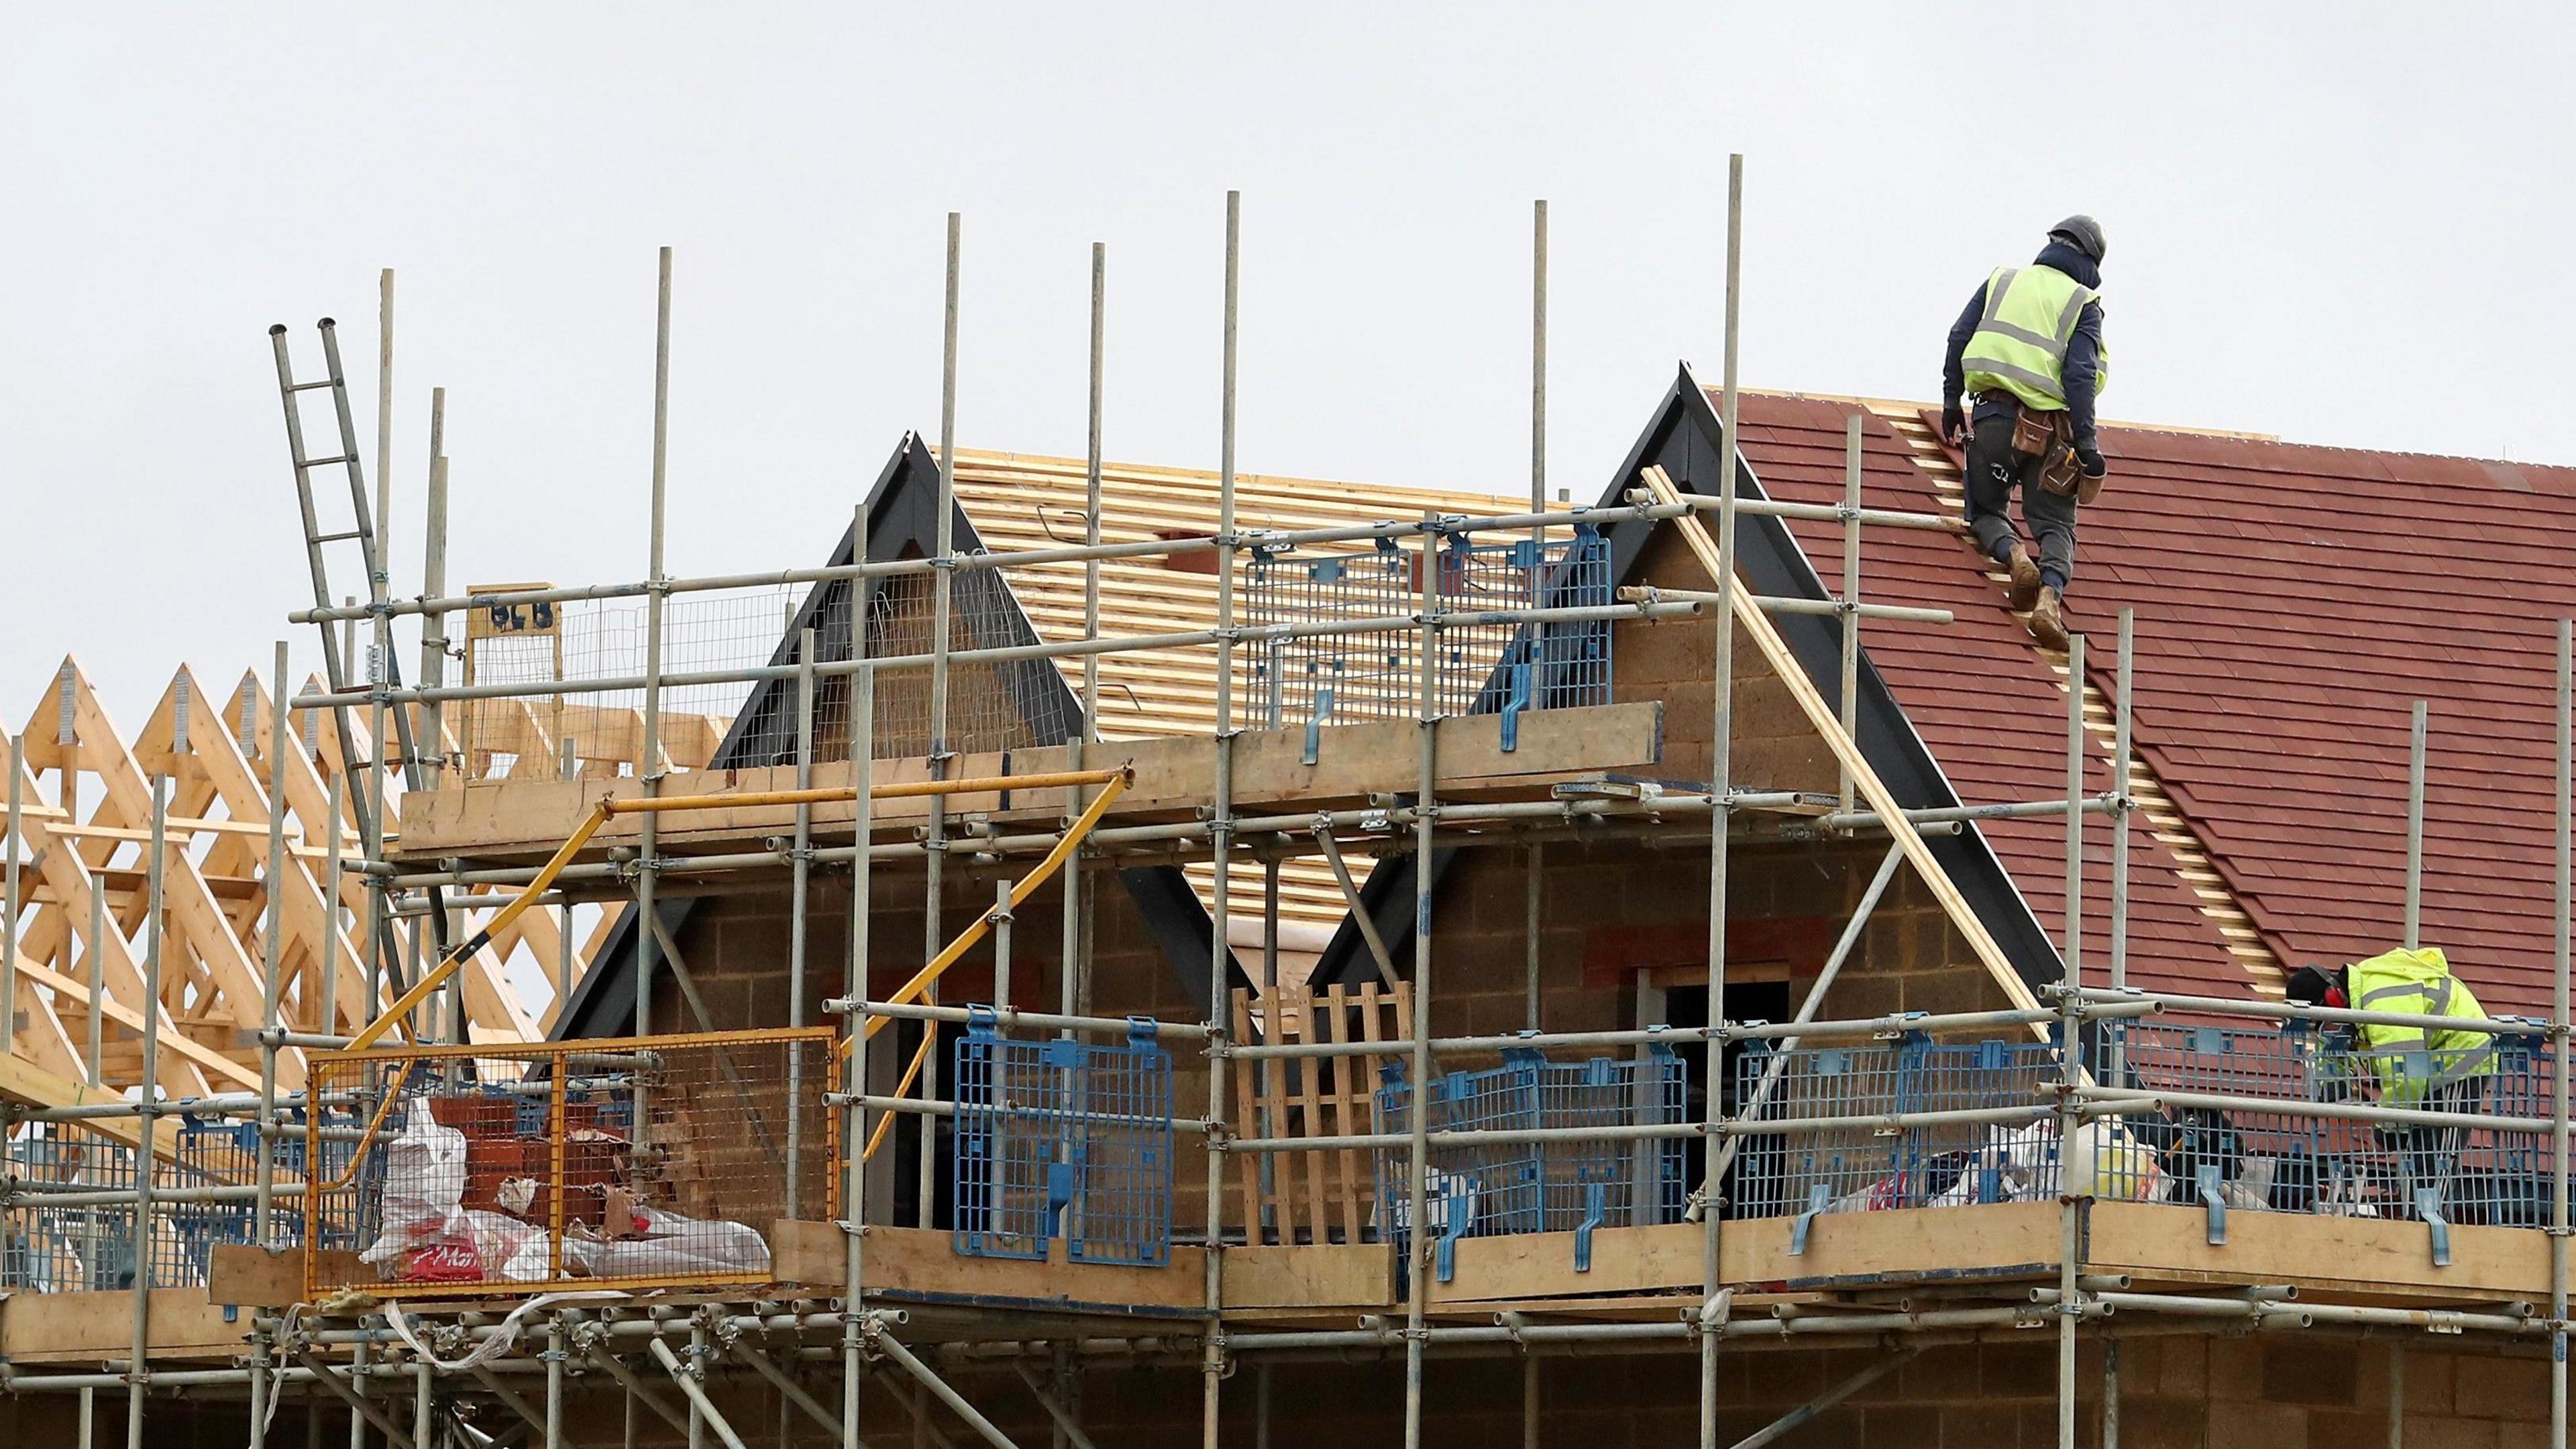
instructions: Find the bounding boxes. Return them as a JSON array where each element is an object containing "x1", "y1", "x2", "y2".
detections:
[{"x1": 5, "y1": 4, "x2": 2572, "y2": 732}]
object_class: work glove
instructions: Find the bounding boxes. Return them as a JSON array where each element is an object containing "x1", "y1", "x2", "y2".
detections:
[
  {"x1": 1941, "y1": 402, "x2": 1966, "y2": 447},
  {"x1": 2076, "y1": 442, "x2": 2107, "y2": 478}
]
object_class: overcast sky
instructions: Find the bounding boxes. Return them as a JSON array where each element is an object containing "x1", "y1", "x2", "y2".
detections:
[{"x1": 5, "y1": 4, "x2": 2571, "y2": 731}]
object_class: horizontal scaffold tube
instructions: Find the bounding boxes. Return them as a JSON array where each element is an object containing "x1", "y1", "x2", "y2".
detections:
[
  {"x1": 1640, "y1": 487, "x2": 1963, "y2": 533},
  {"x1": 292, "y1": 597, "x2": 1709, "y2": 711},
  {"x1": 5, "y1": 1183, "x2": 307, "y2": 1208},
  {"x1": 827, "y1": 998, "x2": 1213, "y2": 1039},
  {"x1": 1226, "y1": 1103, "x2": 2055, "y2": 1155},
  {"x1": 1817, "y1": 795, "x2": 2120, "y2": 833},
  {"x1": 1618, "y1": 584, "x2": 1954, "y2": 625},
  {"x1": 2077, "y1": 1084, "x2": 2557, "y2": 1136},
  {"x1": 2065, "y1": 984, "x2": 2547, "y2": 1039},
  {"x1": 372, "y1": 788, "x2": 1960, "y2": 892},
  {"x1": 823, "y1": 1089, "x2": 1215, "y2": 1135},
  {"x1": 2031, "y1": 1288, "x2": 2548, "y2": 1338},
  {"x1": 1222, "y1": 1006, "x2": 2065, "y2": 1061},
  {"x1": 290, "y1": 500, "x2": 1686, "y2": 626}
]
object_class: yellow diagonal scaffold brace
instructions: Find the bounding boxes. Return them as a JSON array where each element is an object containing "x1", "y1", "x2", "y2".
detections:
[{"x1": 851, "y1": 763, "x2": 1132, "y2": 1158}]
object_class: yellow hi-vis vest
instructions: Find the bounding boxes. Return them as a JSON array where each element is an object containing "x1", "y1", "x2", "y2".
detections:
[
  {"x1": 1961, "y1": 265, "x2": 2110, "y2": 412},
  {"x1": 2347, "y1": 946, "x2": 2497, "y2": 1102}
]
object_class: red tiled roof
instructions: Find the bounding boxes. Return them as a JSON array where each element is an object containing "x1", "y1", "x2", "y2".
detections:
[
  {"x1": 1731, "y1": 394, "x2": 2245, "y2": 1003},
  {"x1": 1734, "y1": 390, "x2": 2576, "y2": 1017}
]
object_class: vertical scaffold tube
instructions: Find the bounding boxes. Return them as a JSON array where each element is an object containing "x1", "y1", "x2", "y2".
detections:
[
  {"x1": 1205, "y1": 184, "x2": 1242, "y2": 1449},
  {"x1": 845, "y1": 663, "x2": 874, "y2": 1449},
  {"x1": 251, "y1": 641, "x2": 290, "y2": 1449},
  {"x1": 3, "y1": 725, "x2": 18, "y2": 1083},
  {"x1": 1699, "y1": 150, "x2": 1744, "y2": 1449},
  {"x1": 126, "y1": 771, "x2": 169, "y2": 1449},
  {"x1": 924, "y1": 211, "x2": 961, "y2": 1230},
  {"x1": 638, "y1": 245, "x2": 674, "y2": 1060},
  {"x1": 788, "y1": 627, "x2": 817, "y2": 1217},
  {"x1": 2554, "y1": 620, "x2": 2571, "y2": 1449},
  {"x1": 1527, "y1": 198, "x2": 1550, "y2": 1046},
  {"x1": 2406, "y1": 698, "x2": 2428, "y2": 949},
  {"x1": 2059, "y1": 633, "x2": 2086, "y2": 1449},
  {"x1": 1838, "y1": 411, "x2": 1862, "y2": 816},
  {"x1": 1403, "y1": 509, "x2": 1441, "y2": 1449},
  {"x1": 547, "y1": 1316, "x2": 565, "y2": 1449}
]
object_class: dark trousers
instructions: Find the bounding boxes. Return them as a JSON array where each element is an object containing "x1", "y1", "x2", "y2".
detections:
[
  {"x1": 2394, "y1": 1075, "x2": 2485, "y2": 1214},
  {"x1": 1964, "y1": 409, "x2": 2080, "y2": 590}
]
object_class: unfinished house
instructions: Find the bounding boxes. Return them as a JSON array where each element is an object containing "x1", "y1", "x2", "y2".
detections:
[{"x1": 8, "y1": 298, "x2": 2576, "y2": 1449}]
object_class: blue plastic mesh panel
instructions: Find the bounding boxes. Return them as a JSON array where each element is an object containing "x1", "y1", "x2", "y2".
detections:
[
  {"x1": 1244, "y1": 539, "x2": 1418, "y2": 731},
  {"x1": 953, "y1": 1011, "x2": 1174, "y2": 1267},
  {"x1": 1, "y1": 1122, "x2": 355, "y2": 1292},
  {"x1": 1727, "y1": 1034, "x2": 2061, "y2": 1218},
  {"x1": 2114, "y1": 1022, "x2": 2555, "y2": 1226},
  {"x1": 1532, "y1": 1046, "x2": 1688, "y2": 1232},
  {"x1": 1373, "y1": 1046, "x2": 1688, "y2": 1250},
  {"x1": 1442, "y1": 525, "x2": 1614, "y2": 718},
  {"x1": 1244, "y1": 523, "x2": 1615, "y2": 731}
]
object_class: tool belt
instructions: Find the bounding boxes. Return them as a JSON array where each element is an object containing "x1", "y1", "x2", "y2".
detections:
[{"x1": 2004, "y1": 403, "x2": 2104, "y2": 505}]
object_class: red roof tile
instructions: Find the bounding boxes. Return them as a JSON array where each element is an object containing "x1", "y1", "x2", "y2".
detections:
[
  {"x1": 1734, "y1": 391, "x2": 2576, "y2": 1017},
  {"x1": 1731, "y1": 394, "x2": 2247, "y2": 1002}
]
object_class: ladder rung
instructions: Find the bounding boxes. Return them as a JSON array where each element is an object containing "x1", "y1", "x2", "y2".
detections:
[
  {"x1": 297, "y1": 453, "x2": 356, "y2": 469},
  {"x1": 311, "y1": 529, "x2": 368, "y2": 544},
  {"x1": 288, "y1": 379, "x2": 339, "y2": 392}
]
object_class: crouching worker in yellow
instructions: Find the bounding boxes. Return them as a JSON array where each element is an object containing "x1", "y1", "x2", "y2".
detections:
[{"x1": 2286, "y1": 948, "x2": 2498, "y2": 1218}]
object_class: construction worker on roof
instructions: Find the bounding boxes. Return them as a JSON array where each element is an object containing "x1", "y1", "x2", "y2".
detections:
[
  {"x1": 1941, "y1": 214, "x2": 2110, "y2": 653},
  {"x1": 2286, "y1": 948, "x2": 2499, "y2": 1218}
]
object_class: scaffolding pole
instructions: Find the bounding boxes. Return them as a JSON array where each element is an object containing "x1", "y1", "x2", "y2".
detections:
[
  {"x1": 788, "y1": 627, "x2": 818, "y2": 1218},
  {"x1": 250, "y1": 641, "x2": 290, "y2": 1449},
  {"x1": 1699, "y1": 149, "x2": 1743, "y2": 1449},
  {"x1": 2406, "y1": 697, "x2": 2428, "y2": 949},
  {"x1": 2556, "y1": 620, "x2": 2571, "y2": 1449},
  {"x1": 2059, "y1": 631, "x2": 2086, "y2": 1449},
  {"x1": 1205, "y1": 185, "x2": 1242, "y2": 1449},
  {"x1": 846, "y1": 663, "x2": 875, "y2": 1449},
  {"x1": 637, "y1": 244, "x2": 674, "y2": 1077},
  {"x1": 924, "y1": 211, "x2": 963, "y2": 1232},
  {"x1": 1837, "y1": 411, "x2": 1862, "y2": 817},
  {"x1": 125, "y1": 771, "x2": 168, "y2": 1449},
  {"x1": 1402, "y1": 506, "x2": 1440, "y2": 1449}
]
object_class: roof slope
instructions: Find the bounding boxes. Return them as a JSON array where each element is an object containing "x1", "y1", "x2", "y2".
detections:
[
  {"x1": 1741, "y1": 391, "x2": 2576, "y2": 1016},
  {"x1": 945, "y1": 448, "x2": 1550, "y2": 942},
  {"x1": 1731, "y1": 394, "x2": 2247, "y2": 1002}
]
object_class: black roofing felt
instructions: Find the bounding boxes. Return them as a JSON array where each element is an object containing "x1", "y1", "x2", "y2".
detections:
[
  {"x1": 551, "y1": 435, "x2": 1250, "y2": 1042},
  {"x1": 1304, "y1": 366, "x2": 2063, "y2": 995}
]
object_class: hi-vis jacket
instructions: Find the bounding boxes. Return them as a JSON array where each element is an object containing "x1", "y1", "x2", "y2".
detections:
[
  {"x1": 2346, "y1": 946, "x2": 2497, "y2": 1102},
  {"x1": 1961, "y1": 264, "x2": 2113, "y2": 413}
]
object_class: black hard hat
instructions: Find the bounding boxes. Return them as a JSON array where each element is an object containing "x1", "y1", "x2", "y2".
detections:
[
  {"x1": 2049, "y1": 214, "x2": 2106, "y2": 262},
  {"x1": 2283, "y1": 965, "x2": 2338, "y2": 1007}
]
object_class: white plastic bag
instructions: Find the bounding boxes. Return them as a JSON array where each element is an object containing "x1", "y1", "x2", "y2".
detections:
[
  {"x1": 588, "y1": 1206, "x2": 772, "y2": 1279},
  {"x1": 358, "y1": 1100, "x2": 472, "y2": 1275},
  {"x1": 460, "y1": 1209, "x2": 539, "y2": 1276},
  {"x1": 499, "y1": 1230, "x2": 556, "y2": 1283}
]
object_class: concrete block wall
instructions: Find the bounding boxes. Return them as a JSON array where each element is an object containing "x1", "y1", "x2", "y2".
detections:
[{"x1": 11, "y1": 1338, "x2": 2553, "y2": 1448}]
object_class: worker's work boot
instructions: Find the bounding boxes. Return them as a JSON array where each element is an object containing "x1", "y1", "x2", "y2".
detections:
[
  {"x1": 2002, "y1": 543, "x2": 2043, "y2": 612},
  {"x1": 2028, "y1": 587, "x2": 2070, "y2": 652}
]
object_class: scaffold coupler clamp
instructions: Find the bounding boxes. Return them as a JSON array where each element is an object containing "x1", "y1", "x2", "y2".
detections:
[
  {"x1": 1693, "y1": 1287, "x2": 1735, "y2": 1340},
  {"x1": 701, "y1": 1306, "x2": 742, "y2": 1354}
]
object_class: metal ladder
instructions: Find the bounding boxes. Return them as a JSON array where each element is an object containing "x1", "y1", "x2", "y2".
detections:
[{"x1": 265, "y1": 318, "x2": 453, "y2": 980}]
